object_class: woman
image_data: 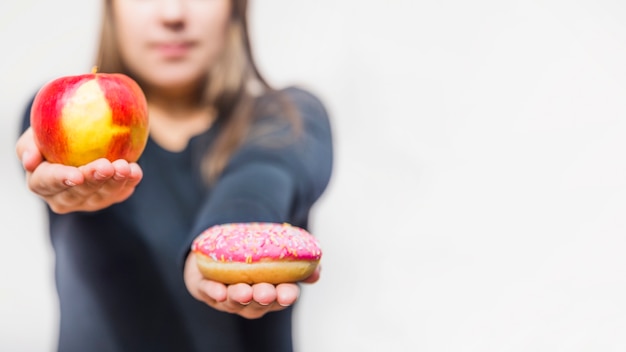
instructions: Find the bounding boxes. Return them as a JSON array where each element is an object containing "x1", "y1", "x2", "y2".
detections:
[{"x1": 15, "y1": 0, "x2": 333, "y2": 351}]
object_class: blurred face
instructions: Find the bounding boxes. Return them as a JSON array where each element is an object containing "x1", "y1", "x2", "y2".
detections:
[{"x1": 112, "y1": 0, "x2": 232, "y2": 95}]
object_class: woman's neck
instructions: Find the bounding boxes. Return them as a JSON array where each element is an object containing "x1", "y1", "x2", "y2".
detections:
[{"x1": 146, "y1": 95, "x2": 216, "y2": 152}]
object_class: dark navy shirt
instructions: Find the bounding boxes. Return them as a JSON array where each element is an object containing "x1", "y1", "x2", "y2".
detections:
[{"x1": 20, "y1": 87, "x2": 333, "y2": 352}]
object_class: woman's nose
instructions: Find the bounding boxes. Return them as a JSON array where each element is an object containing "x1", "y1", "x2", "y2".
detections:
[{"x1": 159, "y1": 0, "x2": 186, "y2": 28}]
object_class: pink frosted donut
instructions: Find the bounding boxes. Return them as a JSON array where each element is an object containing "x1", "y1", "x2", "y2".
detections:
[{"x1": 192, "y1": 222, "x2": 322, "y2": 284}]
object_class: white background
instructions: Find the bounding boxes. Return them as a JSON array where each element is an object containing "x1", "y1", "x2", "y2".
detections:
[{"x1": 2, "y1": 1, "x2": 626, "y2": 351}]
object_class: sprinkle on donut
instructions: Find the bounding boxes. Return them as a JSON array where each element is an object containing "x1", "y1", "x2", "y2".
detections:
[{"x1": 192, "y1": 222, "x2": 322, "y2": 263}]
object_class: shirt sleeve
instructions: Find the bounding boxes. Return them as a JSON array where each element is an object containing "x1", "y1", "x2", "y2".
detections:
[{"x1": 180, "y1": 87, "x2": 334, "y2": 267}]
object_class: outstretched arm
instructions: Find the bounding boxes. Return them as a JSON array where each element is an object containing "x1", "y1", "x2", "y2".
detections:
[{"x1": 182, "y1": 88, "x2": 333, "y2": 319}]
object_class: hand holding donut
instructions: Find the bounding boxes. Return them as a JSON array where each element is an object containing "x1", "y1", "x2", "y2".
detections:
[
  {"x1": 16, "y1": 127, "x2": 143, "y2": 214},
  {"x1": 183, "y1": 222, "x2": 323, "y2": 319}
]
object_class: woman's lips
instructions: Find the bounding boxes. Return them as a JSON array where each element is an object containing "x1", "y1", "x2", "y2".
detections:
[{"x1": 153, "y1": 42, "x2": 194, "y2": 59}]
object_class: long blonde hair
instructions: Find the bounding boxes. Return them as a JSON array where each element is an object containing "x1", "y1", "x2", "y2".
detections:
[{"x1": 95, "y1": 0, "x2": 299, "y2": 184}]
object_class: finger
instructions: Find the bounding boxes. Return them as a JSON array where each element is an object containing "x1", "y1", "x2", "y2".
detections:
[
  {"x1": 111, "y1": 159, "x2": 132, "y2": 181},
  {"x1": 15, "y1": 127, "x2": 32, "y2": 160},
  {"x1": 27, "y1": 162, "x2": 84, "y2": 197},
  {"x1": 97, "y1": 160, "x2": 134, "y2": 199},
  {"x1": 227, "y1": 283, "x2": 254, "y2": 305},
  {"x1": 275, "y1": 283, "x2": 300, "y2": 307},
  {"x1": 200, "y1": 280, "x2": 228, "y2": 303},
  {"x1": 252, "y1": 283, "x2": 277, "y2": 306},
  {"x1": 21, "y1": 150, "x2": 44, "y2": 173},
  {"x1": 127, "y1": 162, "x2": 143, "y2": 183},
  {"x1": 121, "y1": 162, "x2": 143, "y2": 190},
  {"x1": 184, "y1": 253, "x2": 215, "y2": 303},
  {"x1": 79, "y1": 158, "x2": 116, "y2": 186},
  {"x1": 16, "y1": 128, "x2": 44, "y2": 172}
]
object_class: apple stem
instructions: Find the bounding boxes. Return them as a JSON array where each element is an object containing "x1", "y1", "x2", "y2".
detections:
[{"x1": 91, "y1": 66, "x2": 99, "y2": 74}]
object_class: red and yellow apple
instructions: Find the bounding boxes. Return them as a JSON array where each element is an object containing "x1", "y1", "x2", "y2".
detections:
[{"x1": 30, "y1": 69, "x2": 149, "y2": 167}]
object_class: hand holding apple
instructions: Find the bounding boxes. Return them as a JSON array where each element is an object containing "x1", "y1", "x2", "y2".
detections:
[
  {"x1": 16, "y1": 127, "x2": 144, "y2": 214},
  {"x1": 30, "y1": 68, "x2": 149, "y2": 167}
]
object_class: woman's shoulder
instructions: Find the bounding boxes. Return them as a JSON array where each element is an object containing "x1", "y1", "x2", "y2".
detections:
[
  {"x1": 280, "y1": 85, "x2": 326, "y2": 106},
  {"x1": 251, "y1": 86, "x2": 332, "y2": 145},
  {"x1": 281, "y1": 86, "x2": 329, "y2": 119},
  {"x1": 256, "y1": 85, "x2": 329, "y2": 121}
]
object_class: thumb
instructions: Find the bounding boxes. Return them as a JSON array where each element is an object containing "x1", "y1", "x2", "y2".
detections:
[
  {"x1": 301, "y1": 264, "x2": 321, "y2": 284},
  {"x1": 16, "y1": 128, "x2": 44, "y2": 172}
]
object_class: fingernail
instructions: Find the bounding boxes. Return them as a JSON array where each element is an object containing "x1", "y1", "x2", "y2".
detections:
[
  {"x1": 113, "y1": 172, "x2": 125, "y2": 180},
  {"x1": 94, "y1": 171, "x2": 107, "y2": 180},
  {"x1": 64, "y1": 179, "x2": 76, "y2": 187},
  {"x1": 240, "y1": 301, "x2": 251, "y2": 306}
]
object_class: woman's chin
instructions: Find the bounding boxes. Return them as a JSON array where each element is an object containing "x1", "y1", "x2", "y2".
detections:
[{"x1": 144, "y1": 76, "x2": 207, "y2": 99}]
